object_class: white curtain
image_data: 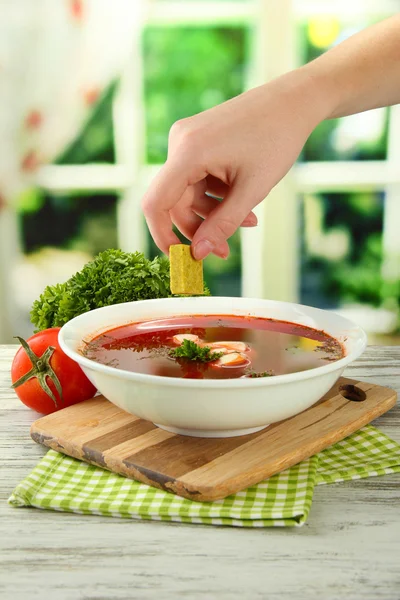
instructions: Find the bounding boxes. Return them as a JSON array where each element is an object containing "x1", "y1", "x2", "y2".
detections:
[
  {"x1": 0, "y1": 0, "x2": 145, "y2": 205},
  {"x1": 0, "y1": 0, "x2": 146, "y2": 342}
]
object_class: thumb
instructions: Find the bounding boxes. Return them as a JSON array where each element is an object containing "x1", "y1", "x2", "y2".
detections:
[{"x1": 191, "y1": 181, "x2": 265, "y2": 260}]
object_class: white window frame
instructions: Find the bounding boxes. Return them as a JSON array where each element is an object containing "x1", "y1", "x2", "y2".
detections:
[{"x1": 1, "y1": 0, "x2": 399, "y2": 341}]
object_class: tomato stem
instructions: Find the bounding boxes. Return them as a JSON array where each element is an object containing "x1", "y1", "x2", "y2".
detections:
[{"x1": 11, "y1": 336, "x2": 64, "y2": 407}]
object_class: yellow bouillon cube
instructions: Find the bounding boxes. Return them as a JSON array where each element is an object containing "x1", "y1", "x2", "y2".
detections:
[{"x1": 169, "y1": 244, "x2": 204, "y2": 295}]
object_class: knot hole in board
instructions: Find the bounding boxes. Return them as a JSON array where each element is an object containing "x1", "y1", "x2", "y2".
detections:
[{"x1": 339, "y1": 384, "x2": 367, "y2": 402}]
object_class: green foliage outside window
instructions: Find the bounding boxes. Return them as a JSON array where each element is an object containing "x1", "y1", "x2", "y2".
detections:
[
  {"x1": 298, "y1": 21, "x2": 389, "y2": 162},
  {"x1": 300, "y1": 192, "x2": 389, "y2": 308},
  {"x1": 143, "y1": 26, "x2": 248, "y2": 164}
]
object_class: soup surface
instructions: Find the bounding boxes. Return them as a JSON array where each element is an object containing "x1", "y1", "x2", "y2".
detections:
[{"x1": 82, "y1": 315, "x2": 344, "y2": 379}]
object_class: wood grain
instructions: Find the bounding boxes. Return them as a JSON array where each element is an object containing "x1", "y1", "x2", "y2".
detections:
[
  {"x1": 1, "y1": 344, "x2": 400, "y2": 600},
  {"x1": 30, "y1": 376, "x2": 397, "y2": 501}
]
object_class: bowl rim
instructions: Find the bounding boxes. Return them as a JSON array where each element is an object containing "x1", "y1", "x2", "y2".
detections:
[{"x1": 58, "y1": 296, "x2": 368, "y2": 389}]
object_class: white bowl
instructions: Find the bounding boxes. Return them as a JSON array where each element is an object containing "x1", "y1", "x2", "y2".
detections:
[{"x1": 58, "y1": 297, "x2": 367, "y2": 438}]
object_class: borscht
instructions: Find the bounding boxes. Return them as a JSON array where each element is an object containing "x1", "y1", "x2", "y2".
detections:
[{"x1": 82, "y1": 315, "x2": 344, "y2": 379}]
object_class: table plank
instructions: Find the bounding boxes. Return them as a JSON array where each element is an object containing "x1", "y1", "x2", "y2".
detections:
[{"x1": 1, "y1": 344, "x2": 399, "y2": 600}]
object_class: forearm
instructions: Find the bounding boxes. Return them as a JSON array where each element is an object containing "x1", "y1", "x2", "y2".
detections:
[{"x1": 303, "y1": 14, "x2": 400, "y2": 119}]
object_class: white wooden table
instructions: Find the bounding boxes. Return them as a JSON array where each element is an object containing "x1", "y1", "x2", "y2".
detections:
[{"x1": 1, "y1": 344, "x2": 399, "y2": 600}]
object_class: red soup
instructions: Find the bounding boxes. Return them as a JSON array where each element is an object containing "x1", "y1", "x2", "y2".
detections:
[{"x1": 82, "y1": 315, "x2": 344, "y2": 380}]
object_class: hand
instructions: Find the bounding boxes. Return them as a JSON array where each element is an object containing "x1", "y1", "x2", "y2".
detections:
[
  {"x1": 141, "y1": 68, "x2": 327, "y2": 260},
  {"x1": 141, "y1": 15, "x2": 400, "y2": 261}
]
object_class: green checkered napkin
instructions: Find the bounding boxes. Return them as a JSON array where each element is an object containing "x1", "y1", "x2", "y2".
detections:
[{"x1": 9, "y1": 425, "x2": 400, "y2": 527}]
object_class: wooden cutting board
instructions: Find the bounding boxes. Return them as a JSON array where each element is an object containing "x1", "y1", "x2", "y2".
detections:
[{"x1": 30, "y1": 377, "x2": 397, "y2": 501}]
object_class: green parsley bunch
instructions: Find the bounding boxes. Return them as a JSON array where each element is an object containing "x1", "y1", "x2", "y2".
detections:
[{"x1": 31, "y1": 249, "x2": 209, "y2": 331}]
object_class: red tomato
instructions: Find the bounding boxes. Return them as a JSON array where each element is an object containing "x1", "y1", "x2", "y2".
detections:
[{"x1": 11, "y1": 328, "x2": 96, "y2": 415}]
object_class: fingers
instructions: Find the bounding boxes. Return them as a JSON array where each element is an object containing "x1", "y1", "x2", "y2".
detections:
[
  {"x1": 191, "y1": 180, "x2": 265, "y2": 260},
  {"x1": 193, "y1": 195, "x2": 258, "y2": 227},
  {"x1": 170, "y1": 184, "x2": 230, "y2": 258},
  {"x1": 141, "y1": 160, "x2": 192, "y2": 254},
  {"x1": 170, "y1": 182, "x2": 257, "y2": 260},
  {"x1": 204, "y1": 175, "x2": 257, "y2": 226},
  {"x1": 171, "y1": 206, "x2": 230, "y2": 259},
  {"x1": 141, "y1": 158, "x2": 259, "y2": 259}
]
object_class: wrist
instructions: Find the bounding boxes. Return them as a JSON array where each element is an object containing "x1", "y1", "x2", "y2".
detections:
[
  {"x1": 261, "y1": 66, "x2": 336, "y2": 132},
  {"x1": 296, "y1": 64, "x2": 338, "y2": 124}
]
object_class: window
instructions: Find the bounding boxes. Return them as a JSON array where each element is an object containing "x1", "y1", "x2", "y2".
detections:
[{"x1": 2, "y1": 0, "x2": 399, "y2": 342}]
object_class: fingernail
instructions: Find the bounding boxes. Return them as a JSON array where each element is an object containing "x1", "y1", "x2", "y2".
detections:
[
  {"x1": 214, "y1": 244, "x2": 229, "y2": 260},
  {"x1": 242, "y1": 215, "x2": 258, "y2": 227},
  {"x1": 193, "y1": 239, "x2": 214, "y2": 260}
]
